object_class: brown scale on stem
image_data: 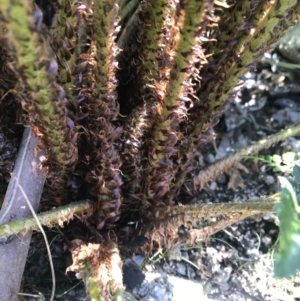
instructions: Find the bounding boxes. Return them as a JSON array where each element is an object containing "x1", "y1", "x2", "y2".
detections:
[
  {"x1": 0, "y1": 0, "x2": 299, "y2": 254},
  {"x1": 71, "y1": 0, "x2": 123, "y2": 229},
  {"x1": 0, "y1": 1, "x2": 78, "y2": 208},
  {"x1": 141, "y1": 0, "x2": 213, "y2": 213},
  {"x1": 119, "y1": 0, "x2": 183, "y2": 216},
  {"x1": 166, "y1": 0, "x2": 299, "y2": 203}
]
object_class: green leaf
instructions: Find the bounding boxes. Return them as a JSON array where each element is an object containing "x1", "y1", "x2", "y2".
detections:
[
  {"x1": 286, "y1": 177, "x2": 298, "y2": 190},
  {"x1": 275, "y1": 233, "x2": 300, "y2": 278},
  {"x1": 282, "y1": 152, "x2": 297, "y2": 166},
  {"x1": 272, "y1": 154, "x2": 282, "y2": 165},
  {"x1": 293, "y1": 164, "x2": 300, "y2": 183},
  {"x1": 275, "y1": 177, "x2": 300, "y2": 278},
  {"x1": 297, "y1": 194, "x2": 300, "y2": 206}
]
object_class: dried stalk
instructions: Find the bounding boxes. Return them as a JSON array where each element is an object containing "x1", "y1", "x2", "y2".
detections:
[
  {"x1": 142, "y1": 197, "x2": 278, "y2": 252},
  {"x1": 0, "y1": 196, "x2": 279, "y2": 241},
  {"x1": 194, "y1": 123, "x2": 300, "y2": 190},
  {"x1": 67, "y1": 241, "x2": 124, "y2": 301}
]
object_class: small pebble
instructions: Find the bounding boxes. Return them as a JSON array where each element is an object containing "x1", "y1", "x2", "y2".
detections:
[
  {"x1": 209, "y1": 181, "x2": 217, "y2": 191},
  {"x1": 181, "y1": 251, "x2": 189, "y2": 261},
  {"x1": 162, "y1": 263, "x2": 172, "y2": 274},
  {"x1": 216, "y1": 173, "x2": 227, "y2": 185},
  {"x1": 263, "y1": 213, "x2": 280, "y2": 226},
  {"x1": 123, "y1": 263, "x2": 145, "y2": 289},
  {"x1": 206, "y1": 154, "x2": 215, "y2": 164},
  {"x1": 187, "y1": 265, "x2": 196, "y2": 279},
  {"x1": 145, "y1": 265, "x2": 154, "y2": 272},
  {"x1": 169, "y1": 247, "x2": 182, "y2": 261},
  {"x1": 261, "y1": 236, "x2": 272, "y2": 248},
  {"x1": 132, "y1": 255, "x2": 145, "y2": 267},
  {"x1": 176, "y1": 262, "x2": 186, "y2": 276},
  {"x1": 263, "y1": 175, "x2": 275, "y2": 185}
]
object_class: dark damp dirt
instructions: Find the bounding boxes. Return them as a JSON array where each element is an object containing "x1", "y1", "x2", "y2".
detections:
[{"x1": 17, "y1": 49, "x2": 300, "y2": 300}]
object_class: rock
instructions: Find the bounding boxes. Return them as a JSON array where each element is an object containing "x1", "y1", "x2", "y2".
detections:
[
  {"x1": 186, "y1": 265, "x2": 196, "y2": 279},
  {"x1": 145, "y1": 264, "x2": 154, "y2": 272},
  {"x1": 162, "y1": 262, "x2": 172, "y2": 274},
  {"x1": 181, "y1": 251, "x2": 189, "y2": 261},
  {"x1": 209, "y1": 181, "x2": 218, "y2": 191},
  {"x1": 168, "y1": 276, "x2": 207, "y2": 301},
  {"x1": 130, "y1": 273, "x2": 173, "y2": 301},
  {"x1": 123, "y1": 261, "x2": 145, "y2": 290},
  {"x1": 263, "y1": 213, "x2": 280, "y2": 226},
  {"x1": 273, "y1": 108, "x2": 300, "y2": 124},
  {"x1": 132, "y1": 255, "x2": 145, "y2": 266},
  {"x1": 206, "y1": 153, "x2": 216, "y2": 164},
  {"x1": 261, "y1": 236, "x2": 272, "y2": 248},
  {"x1": 216, "y1": 173, "x2": 227, "y2": 185},
  {"x1": 263, "y1": 175, "x2": 275, "y2": 185},
  {"x1": 169, "y1": 246, "x2": 182, "y2": 261},
  {"x1": 176, "y1": 262, "x2": 186, "y2": 276}
]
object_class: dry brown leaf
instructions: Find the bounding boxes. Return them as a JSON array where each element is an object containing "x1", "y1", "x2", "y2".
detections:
[
  {"x1": 226, "y1": 162, "x2": 249, "y2": 190},
  {"x1": 226, "y1": 168, "x2": 244, "y2": 190}
]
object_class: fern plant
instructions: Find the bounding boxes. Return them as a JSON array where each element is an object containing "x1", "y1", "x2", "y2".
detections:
[{"x1": 0, "y1": 0, "x2": 300, "y2": 299}]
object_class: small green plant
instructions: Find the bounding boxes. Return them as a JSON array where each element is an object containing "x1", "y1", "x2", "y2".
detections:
[
  {"x1": 247, "y1": 152, "x2": 299, "y2": 173},
  {"x1": 263, "y1": 59, "x2": 300, "y2": 70},
  {"x1": 250, "y1": 152, "x2": 300, "y2": 278},
  {"x1": 274, "y1": 163, "x2": 300, "y2": 278}
]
